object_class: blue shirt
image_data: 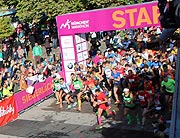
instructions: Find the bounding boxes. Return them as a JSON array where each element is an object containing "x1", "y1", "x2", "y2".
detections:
[
  {"x1": 151, "y1": 61, "x2": 162, "y2": 68},
  {"x1": 107, "y1": 53, "x2": 115, "y2": 58},
  {"x1": 112, "y1": 72, "x2": 121, "y2": 84},
  {"x1": 146, "y1": 61, "x2": 153, "y2": 68}
]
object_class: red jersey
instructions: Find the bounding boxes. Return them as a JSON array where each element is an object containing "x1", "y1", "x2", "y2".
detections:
[
  {"x1": 144, "y1": 80, "x2": 154, "y2": 95},
  {"x1": 118, "y1": 50, "x2": 125, "y2": 57},
  {"x1": 96, "y1": 92, "x2": 107, "y2": 110},
  {"x1": 137, "y1": 91, "x2": 150, "y2": 106},
  {"x1": 161, "y1": 70, "x2": 174, "y2": 80},
  {"x1": 84, "y1": 78, "x2": 95, "y2": 89},
  {"x1": 116, "y1": 66, "x2": 125, "y2": 77},
  {"x1": 127, "y1": 74, "x2": 139, "y2": 89}
]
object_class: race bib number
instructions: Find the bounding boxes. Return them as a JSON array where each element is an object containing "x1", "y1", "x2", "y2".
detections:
[
  {"x1": 64, "y1": 89, "x2": 69, "y2": 93},
  {"x1": 74, "y1": 84, "x2": 80, "y2": 89},
  {"x1": 146, "y1": 90, "x2": 152, "y2": 94},
  {"x1": 55, "y1": 84, "x2": 60, "y2": 88},
  {"x1": 129, "y1": 79, "x2": 134, "y2": 83},
  {"x1": 97, "y1": 100, "x2": 101, "y2": 103},
  {"x1": 138, "y1": 95, "x2": 145, "y2": 101}
]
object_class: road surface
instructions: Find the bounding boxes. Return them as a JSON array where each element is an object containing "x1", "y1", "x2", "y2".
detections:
[{"x1": 0, "y1": 96, "x2": 154, "y2": 138}]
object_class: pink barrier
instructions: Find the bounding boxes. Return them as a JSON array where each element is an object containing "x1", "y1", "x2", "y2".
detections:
[
  {"x1": 14, "y1": 77, "x2": 53, "y2": 112},
  {"x1": 56, "y1": 1, "x2": 159, "y2": 35}
]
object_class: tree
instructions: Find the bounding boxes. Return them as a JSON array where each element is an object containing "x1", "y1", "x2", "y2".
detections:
[
  {"x1": 0, "y1": 17, "x2": 15, "y2": 39},
  {"x1": 0, "y1": 17, "x2": 15, "y2": 48},
  {"x1": 0, "y1": 0, "x2": 18, "y2": 8},
  {"x1": 15, "y1": 0, "x2": 84, "y2": 22},
  {"x1": 1, "y1": 0, "x2": 145, "y2": 23},
  {"x1": 81, "y1": 0, "x2": 144, "y2": 10}
]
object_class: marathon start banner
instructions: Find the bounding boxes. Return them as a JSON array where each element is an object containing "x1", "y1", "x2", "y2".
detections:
[
  {"x1": 0, "y1": 96, "x2": 19, "y2": 126},
  {"x1": 56, "y1": 1, "x2": 159, "y2": 35}
]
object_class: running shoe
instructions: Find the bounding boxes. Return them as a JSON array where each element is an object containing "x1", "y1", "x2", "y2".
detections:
[
  {"x1": 66, "y1": 104, "x2": 72, "y2": 109},
  {"x1": 77, "y1": 109, "x2": 81, "y2": 112},
  {"x1": 108, "y1": 92, "x2": 112, "y2": 98},
  {"x1": 96, "y1": 126, "x2": 103, "y2": 130},
  {"x1": 127, "y1": 120, "x2": 132, "y2": 125},
  {"x1": 72, "y1": 102, "x2": 77, "y2": 107},
  {"x1": 96, "y1": 111, "x2": 98, "y2": 116},
  {"x1": 56, "y1": 101, "x2": 60, "y2": 105},
  {"x1": 137, "y1": 120, "x2": 141, "y2": 125},
  {"x1": 127, "y1": 118, "x2": 134, "y2": 125}
]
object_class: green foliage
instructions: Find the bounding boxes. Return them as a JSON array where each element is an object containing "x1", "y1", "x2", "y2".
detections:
[
  {"x1": 81, "y1": 0, "x2": 144, "y2": 10},
  {"x1": 0, "y1": 0, "x2": 18, "y2": 8},
  {"x1": 1, "y1": 0, "x2": 145, "y2": 23},
  {"x1": 0, "y1": 17, "x2": 15, "y2": 39},
  {"x1": 15, "y1": 0, "x2": 84, "y2": 22}
]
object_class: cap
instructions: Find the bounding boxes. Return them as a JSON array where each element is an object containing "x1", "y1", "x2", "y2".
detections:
[{"x1": 123, "y1": 88, "x2": 129, "y2": 92}]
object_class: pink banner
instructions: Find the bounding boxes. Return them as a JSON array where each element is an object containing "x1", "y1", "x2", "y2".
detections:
[
  {"x1": 14, "y1": 77, "x2": 53, "y2": 112},
  {"x1": 56, "y1": 1, "x2": 159, "y2": 36}
]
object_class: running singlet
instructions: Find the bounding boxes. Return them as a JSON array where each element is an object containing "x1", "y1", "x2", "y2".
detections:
[
  {"x1": 122, "y1": 93, "x2": 135, "y2": 108},
  {"x1": 137, "y1": 91, "x2": 150, "y2": 106},
  {"x1": 54, "y1": 81, "x2": 60, "y2": 91},
  {"x1": 127, "y1": 75, "x2": 139, "y2": 88},
  {"x1": 161, "y1": 78, "x2": 175, "y2": 93},
  {"x1": 72, "y1": 79, "x2": 83, "y2": 90},
  {"x1": 104, "y1": 67, "x2": 111, "y2": 79},
  {"x1": 96, "y1": 92, "x2": 107, "y2": 110},
  {"x1": 112, "y1": 72, "x2": 120, "y2": 84},
  {"x1": 84, "y1": 78, "x2": 95, "y2": 89},
  {"x1": 116, "y1": 66, "x2": 125, "y2": 77},
  {"x1": 59, "y1": 83, "x2": 70, "y2": 93},
  {"x1": 144, "y1": 80, "x2": 154, "y2": 95}
]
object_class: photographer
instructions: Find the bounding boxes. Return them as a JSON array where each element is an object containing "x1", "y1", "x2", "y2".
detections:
[{"x1": 158, "y1": 0, "x2": 180, "y2": 42}]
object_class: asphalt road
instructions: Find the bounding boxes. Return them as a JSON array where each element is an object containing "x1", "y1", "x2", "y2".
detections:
[{"x1": 0, "y1": 96, "x2": 154, "y2": 138}]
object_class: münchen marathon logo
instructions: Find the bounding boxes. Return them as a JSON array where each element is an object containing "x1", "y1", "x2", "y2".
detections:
[{"x1": 60, "y1": 19, "x2": 90, "y2": 29}]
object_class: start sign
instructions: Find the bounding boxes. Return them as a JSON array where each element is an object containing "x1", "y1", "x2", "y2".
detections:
[{"x1": 56, "y1": 1, "x2": 160, "y2": 35}]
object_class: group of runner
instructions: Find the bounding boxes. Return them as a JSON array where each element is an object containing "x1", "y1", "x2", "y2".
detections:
[{"x1": 53, "y1": 28, "x2": 177, "y2": 132}]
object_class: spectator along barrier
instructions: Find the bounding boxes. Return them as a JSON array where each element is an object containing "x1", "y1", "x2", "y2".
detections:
[
  {"x1": 14, "y1": 76, "x2": 53, "y2": 112},
  {"x1": 0, "y1": 71, "x2": 63, "y2": 126}
]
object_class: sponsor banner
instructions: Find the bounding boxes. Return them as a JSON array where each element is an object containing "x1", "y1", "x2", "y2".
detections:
[
  {"x1": 14, "y1": 77, "x2": 53, "y2": 112},
  {"x1": 0, "y1": 96, "x2": 19, "y2": 126},
  {"x1": 56, "y1": 1, "x2": 159, "y2": 35}
]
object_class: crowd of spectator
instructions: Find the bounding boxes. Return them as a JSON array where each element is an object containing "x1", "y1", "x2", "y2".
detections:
[
  {"x1": 0, "y1": 22, "x2": 60, "y2": 101},
  {"x1": 53, "y1": 27, "x2": 178, "y2": 135}
]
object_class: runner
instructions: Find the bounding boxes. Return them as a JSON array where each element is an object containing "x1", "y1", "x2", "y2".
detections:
[
  {"x1": 124, "y1": 69, "x2": 140, "y2": 94},
  {"x1": 136, "y1": 85, "x2": 151, "y2": 128},
  {"x1": 111, "y1": 67, "x2": 121, "y2": 104},
  {"x1": 160, "y1": 75, "x2": 175, "y2": 112},
  {"x1": 122, "y1": 88, "x2": 139, "y2": 125},
  {"x1": 70, "y1": 73, "x2": 84, "y2": 112},
  {"x1": 83, "y1": 74, "x2": 96, "y2": 105},
  {"x1": 59, "y1": 78, "x2": 77, "y2": 109},
  {"x1": 93, "y1": 88, "x2": 112, "y2": 129},
  {"x1": 53, "y1": 75, "x2": 61, "y2": 106},
  {"x1": 102, "y1": 61, "x2": 112, "y2": 98}
]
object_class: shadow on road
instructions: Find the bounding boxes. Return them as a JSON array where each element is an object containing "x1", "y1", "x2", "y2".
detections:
[
  {"x1": 101, "y1": 125, "x2": 154, "y2": 138},
  {"x1": 28, "y1": 131, "x2": 69, "y2": 138}
]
